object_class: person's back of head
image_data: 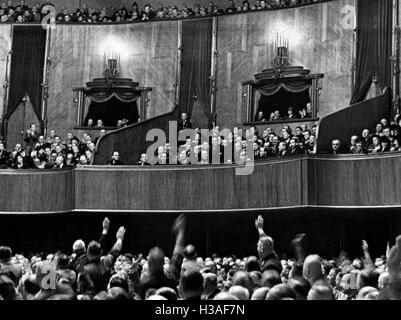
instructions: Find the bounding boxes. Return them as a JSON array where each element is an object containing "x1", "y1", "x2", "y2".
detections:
[
  {"x1": 303, "y1": 254, "x2": 323, "y2": 285},
  {"x1": 245, "y1": 256, "x2": 260, "y2": 272},
  {"x1": 148, "y1": 246, "x2": 165, "y2": 274},
  {"x1": 179, "y1": 270, "x2": 204, "y2": 300},
  {"x1": 232, "y1": 271, "x2": 252, "y2": 293},
  {"x1": 289, "y1": 276, "x2": 310, "y2": 300},
  {"x1": 251, "y1": 287, "x2": 269, "y2": 300},
  {"x1": 213, "y1": 292, "x2": 239, "y2": 300},
  {"x1": 156, "y1": 287, "x2": 178, "y2": 300},
  {"x1": 307, "y1": 284, "x2": 334, "y2": 300},
  {"x1": 259, "y1": 236, "x2": 275, "y2": 256},
  {"x1": 357, "y1": 269, "x2": 379, "y2": 290},
  {"x1": 266, "y1": 284, "x2": 297, "y2": 300},
  {"x1": 249, "y1": 271, "x2": 262, "y2": 288},
  {"x1": 183, "y1": 244, "x2": 196, "y2": 261},
  {"x1": 106, "y1": 286, "x2": 130, "y2": 300},
  {"x1": 228, "y1": 285, "x2": 250, "y2": 300},
  {"x1": 203, "y1": 272, "x2": 218, "y2": 292},
  {"x1": 108, "y1": 274, "x2": 129, "y2": 292},
  {"x1": 261, "y1": 269, "x2": 282, "y2": 288},
  {"x1": 86, "y1": 241, "x2": 102, "y2": 262},
  {"x1": 56, "y1": 254, "x2": 70, "y2": 270},
  {"x1": 147, "y1": 294, "x2": 168, "y2": 300},
  {"x1": 72, "y1": 239, "x2": 86, "y2": 255},
  {"x1": 0, "y1": 246, "x2": 12, "y2": 262}
]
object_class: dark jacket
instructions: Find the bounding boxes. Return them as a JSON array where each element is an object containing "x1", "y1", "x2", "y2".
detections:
[{"x1": 261, "y1": 252, "x2": 282, "y2": 274}]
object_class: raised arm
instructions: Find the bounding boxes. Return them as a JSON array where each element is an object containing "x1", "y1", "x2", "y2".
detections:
[
  {"x1": 387, "y1": 235, "x2": 401, "y2": 299},
  {"x1": 103, "y1": 226, "x2": 126, "y2": 270},
  {"x1": 361, "y1": 239, "x2": 374, "y2": 270},
  {"x1": 291, "y1": 233, "x2": 306, "y2": 277},
  {"x1": 98, "y1": 217, "x2": 110, "y2": 249},
  {"x1": 168, "y1": 214, "x2": 186, "y2": 280},
  {"x1": 255, "y1": 215, "x2": 267, "y2": 239}
]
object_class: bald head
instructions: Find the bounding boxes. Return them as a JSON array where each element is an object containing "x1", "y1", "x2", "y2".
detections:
[
  {"x1": 307, "y1": 284, "x2": 333, "y2": 300},
  {"x1": 303, "y1": 255, "x2": 323, "y2": 284},
  {"x1": 228, "y1": 285, "x2": 250, "y2": 300},
  {"x1": 251, "y1": 287, "x2": 269, "y2": 300},
  {"x1": 213, "y1": 292, "x2": 239, "y2": 300}
]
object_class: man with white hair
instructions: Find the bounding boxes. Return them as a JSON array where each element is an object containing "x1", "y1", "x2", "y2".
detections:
[
  {"x1": 254, "y1": 215, "x2": 282, "y2": 274},
  {"x1": 69, "y1": 217, "x2": 110, "y2": 273}
]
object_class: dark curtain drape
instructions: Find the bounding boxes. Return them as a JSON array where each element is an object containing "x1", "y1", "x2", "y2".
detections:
[
  {"x1": 351, "y1": 0, "x2": 392, "y2": 104},
  {"x1": 84, "y1": 97, "x2": 139, "y2": 127},
  {"x1": 3, "y1": 26, "x2": 47, "y2": 123},
  {"x1": 88, "y1": 91, "x2": 140, "y2": 103},
  {"x1": 259, "y1": 79, "x2": 311, "y2": 96},
  {"x1": 179, "y1": 19, "x2": 213, "y2": 125}
]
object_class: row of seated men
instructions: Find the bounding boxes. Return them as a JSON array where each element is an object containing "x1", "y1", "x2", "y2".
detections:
[
  {"x1": 330, "y1": 117, "x2": 401, "y2": 155},
  {"x1": 134, "y1": 123, "x2": 318, "y2": 166}
]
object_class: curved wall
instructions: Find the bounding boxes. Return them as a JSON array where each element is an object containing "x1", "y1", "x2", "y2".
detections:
[
  {"x1": 1, "y1": 153, "x2": 401, "y2": 214},
  {"x1": 0, "y1": 0, "x2": 354, "y2": 137}
]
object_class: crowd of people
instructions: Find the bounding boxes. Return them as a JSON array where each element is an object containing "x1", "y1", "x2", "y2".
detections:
[
  {"x1": 136, "y1": 113, "x2": 318, "y2": 166},
  {"x1": 330, "y1": 116, "x2": 401, "y2": 155},
  {"x1": 4, "y1": 113, "x2": 401, "y2": 169},
  {"x1": 254, "y1": 104, "x2": 314, "y2": 122},
  {"x1": 0, "y1": 0, "x2": 324, "y2": 24},
  {"x1": 0, "y1": 124, "x2": 105, "y2": 169},
  {"x1": 0, "y1": 214, "x2": 400, "y2": 300}
]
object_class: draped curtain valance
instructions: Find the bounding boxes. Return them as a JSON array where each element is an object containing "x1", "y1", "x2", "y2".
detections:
[
  {"x1": 258, "y1": 79, "x2": 311, "y2": 96},
  {"x1": 86, "y1": 91, "x2": 141, "y2": 104}
]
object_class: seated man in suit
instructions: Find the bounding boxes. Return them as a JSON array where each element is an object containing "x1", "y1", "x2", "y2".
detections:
[
  {"x1": 0, "y1": 142, "x2": 10, "y2": 169},
  {"x1": 136, "y1": 153, "x2": 150, "y2": 166},
  {"x1": 178, "y1": 113, "x2": 192, "y2": 132},
  {"x1": 285, "y1": 107, "x2": 298, "y2": 120},
  {"x1": 107, "y1": 151, "x2": 124, "y2": 166},
  {"x1": 331, "y1": 139, "x2": 341, "y2": 155}
]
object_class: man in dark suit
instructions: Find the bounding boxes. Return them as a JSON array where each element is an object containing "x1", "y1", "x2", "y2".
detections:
[
  {"x1": 136, "y1": 153, "x2": 150, "y2": 166},
  {"x1": 0, "y1": 142, "x2": 9, "y2": 169},
  {"x1": 178, "y1": 113, "x2": 193, "y2": 132},
  {"x1": 254, "y1": 215, "x2": 282, "y2": 274},
  {"x1": 106, "y1": 151, "x2": 124, "y2": 166},
  {"x1": 23, "y1": 123, "x2": 40, "y2": 153},
  {"x1": 83, "y1": 226, "x2": 126, "y2": 294},
  {"x1": 285, "y1": 107, "x2": 298, "y2": 120}
]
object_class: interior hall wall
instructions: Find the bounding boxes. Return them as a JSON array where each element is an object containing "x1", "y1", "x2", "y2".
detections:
[
  {"x1": 215, "y1": 0, "x2": 355, "y2": 129},
  {"x1": 0, "y1": 25, "x2": 12, "y2": 119},
  {"x1": 47, "y1": 21, "x2": 179, "y2": 138}
]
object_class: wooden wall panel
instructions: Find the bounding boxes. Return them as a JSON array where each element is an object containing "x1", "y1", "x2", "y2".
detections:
[
  {"x1": 1, "y1": 153, "x2": 401, "y2": 213},
  {"x1": 308, "y1": 154, "x2": 401, "y2": 207},
  {"x1": 47, "y1": 21, "x2": 179, "y2": 138},
  {"x1": 74, "y1": 159, "x2": 303, "y2": 211},
  {"x1": 0, "y1": 169, "x2": 73, "y2": 213},
  {"x1": 216, "y1": 0, "x2": 355, "y2": 128}
]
